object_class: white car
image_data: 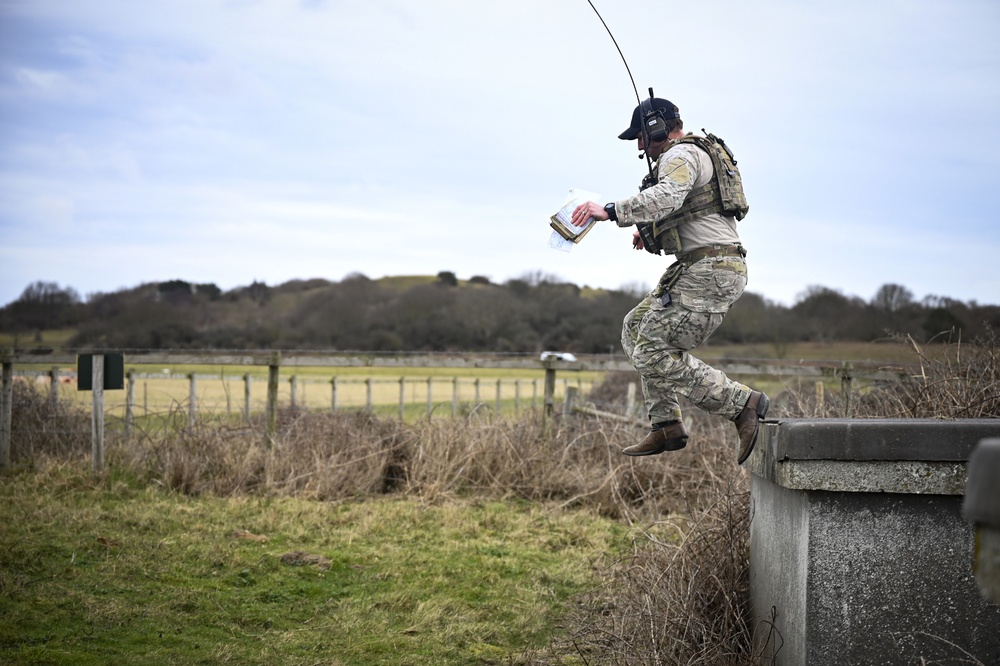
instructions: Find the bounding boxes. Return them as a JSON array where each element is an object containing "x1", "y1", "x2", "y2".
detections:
[{"x1": 539, "y1": 351, "x2": 577, "y2": 362}]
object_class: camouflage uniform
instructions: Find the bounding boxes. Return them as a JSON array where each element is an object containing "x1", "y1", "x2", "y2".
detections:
[
  {"x1": 621, "y1": 256, "x2": 751, "y2": 424},
  {"x1": 615, "y1": 140, "x2": 752, "y2": 425}
]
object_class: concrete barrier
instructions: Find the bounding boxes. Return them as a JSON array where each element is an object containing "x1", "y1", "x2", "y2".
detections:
[
  {"x1": 964, "y1": 438, "x2": 1000, "y2": 606},
  {"x1": 747, "y1": 419, "x2": 1000, "y2": 665}
]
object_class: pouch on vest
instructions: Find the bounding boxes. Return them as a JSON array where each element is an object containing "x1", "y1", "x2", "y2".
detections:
[
  {"x1": 647, "y1": 132, "x2": 749, "y2": 254},
  {"x1": 636, "y1": 171, "x2": 679, "y2": 256}
]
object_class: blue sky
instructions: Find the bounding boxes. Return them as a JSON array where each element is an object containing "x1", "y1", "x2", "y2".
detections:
[{"x1": 1, "y1": 0, "x2": 998, "y2": 309}]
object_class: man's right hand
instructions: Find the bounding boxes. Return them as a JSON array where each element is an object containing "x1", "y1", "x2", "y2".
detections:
[
  {"x1": 632, "y1": 230, "x2": 644, "y2": 251},
  {"x1": 570, "y1": 201, "x2": 608, "y2": 227}
]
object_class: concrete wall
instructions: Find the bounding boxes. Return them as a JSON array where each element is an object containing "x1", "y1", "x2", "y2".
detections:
[
  {"x1": 747, "y1": 419, "x2": 1000, "y2": 666},
  {"x1": 964, "y1": 439, "x2": 1000, "y2": 605}
]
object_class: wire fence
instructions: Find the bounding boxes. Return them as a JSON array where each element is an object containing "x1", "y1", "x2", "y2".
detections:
[
  {"x1": 10, "y1": 370, "x2": 592, "y2": 419},
  {"x1": 0, "y1": 348, "x2": 913, "y2": 470}
]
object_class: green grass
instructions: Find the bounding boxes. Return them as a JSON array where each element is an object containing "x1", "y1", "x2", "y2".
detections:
[
  {"x1": 701, "y1": 339, "x2": 920, "y2": 364},
  {"x1": 376, "y1": 275, "x2": 439, "y2": 291},
  {"x1": 121, "y1": 364, "x2": 599, "y2": 381},
  {"x1": 0, "y1": 466, "x2": 626, "y2": 665},
  {"x1": 0, "y1": 328, "x2": 76, "y2": 349}
]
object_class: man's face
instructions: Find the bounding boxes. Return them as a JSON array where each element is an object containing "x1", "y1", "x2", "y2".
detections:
[{"x1": 637, "y1": 132, "x2": 668, "y2": 160}]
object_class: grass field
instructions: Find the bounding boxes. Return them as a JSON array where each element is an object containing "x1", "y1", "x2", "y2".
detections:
[
  {"x1": 700, "y1": 338, "x2": 921, "y2": 363},
  {"x1": 0, "y1": 328, "x2": 76, "y2": 349},
  {"x1": 0, "y1": 466, "x2": 627, "y2": 665},
  {"x1": 42, "y1": 371, "x2": 595, "y2": 421}
]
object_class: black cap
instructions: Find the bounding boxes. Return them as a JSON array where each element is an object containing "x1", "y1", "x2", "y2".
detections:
[{"x1": 618, "y1": 98, "x2": 680, "y2": 140}]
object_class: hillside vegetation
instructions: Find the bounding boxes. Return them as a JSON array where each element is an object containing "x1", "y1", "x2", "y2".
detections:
[{"x1": 1, "y1": 273, "x2": 997, "y2": 353}]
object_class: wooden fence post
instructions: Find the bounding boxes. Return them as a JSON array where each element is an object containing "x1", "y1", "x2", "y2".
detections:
[
  {"x1": 289, "y1": 375, "x2": 298, "y2": 410},
  {"x1": 543, "y1": 364, "x2": 557, "y2": 418},
  {"x1": 474, "y1": 378, "x2": 481, "y2": 405},
  {"x1": 125, "y1": 369, "x2": 135, "y2": 442},
  {"x1": 398, "y1": 377, "x2": 405, "y2": 420},
  {"x1": 243, "y1": 373, "x2": 251, "y2": 422},
  {"x1": 266, "y1": 353, "x2": 280, "y2": 446},
  {"x1": 49, "y1": 366, "x2": 60, "y2": 412},
  {"x1": 188, "y1": 372, "x2": 197, "y2": 430},
  {"x1": 451, "y1": 377, "x2": 459, "y2": 417},
  {"x1": 0, "y1": 351, "x2": 12, "y2": 467},
  {"x1": 515, "y1": 379, "x2": 521, "y2": 415},
  {"x1": 815, "y1": 381, "x2": 825, "y2": 413},
  {"x1": 92, "y1": 354, "x2": 105, "y2": 472},
  {"x1": 841, "y1": 362, "x2": 855, "y2": 417},
  {"x1": 331, "y1": 376, "x2": 338, "y2": 413},
  {"x1": 542, "y1": 363, "x2": 557, "y2": 431},
  {"x1": 563, "y1": 385, "x2": 579, "y2": 417},
  {"x1": 626, "y1": 382, "x2": 637, "y2": 417},
  {"x1": 426, "y1": 377, "x2": 433, "y2": 418},
  {"x1": 365, "y1": 378, "x2": 373, "y2": 411},
  {"x1": 495, "y1": 378, "x2": 502, "y2": 414}
]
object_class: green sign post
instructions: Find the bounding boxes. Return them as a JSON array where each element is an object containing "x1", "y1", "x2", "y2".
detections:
[{"x1": 77, "y1": 353, "x2": 125, "y2": 471}]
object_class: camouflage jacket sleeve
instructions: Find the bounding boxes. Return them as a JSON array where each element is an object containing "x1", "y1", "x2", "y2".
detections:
[{"x1": 613, "y1": 143, "x2": 705, "y2": 228}]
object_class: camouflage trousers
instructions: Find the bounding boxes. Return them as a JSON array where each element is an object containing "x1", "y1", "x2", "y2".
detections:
[{"x1": 621, "y1": 256, "x2": 752, "y2": 425}]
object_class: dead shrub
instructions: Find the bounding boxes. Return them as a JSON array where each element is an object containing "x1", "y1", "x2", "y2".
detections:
[
  {"x1": 588, "y1": 369, "x2": 643, "y2": 414},
  {"x1": 773, "y1": 330, "x2": 1000, "y2": 420},
  {"x1": 565, "y1": 481, "x2": 751, "y2": 666},
  {"x1": 126, "y1": 409, "x2": 415, "y2": 500},
  {"x1": 558, "y1": 329, "x2": 1000, "y2": 666},
  {"x1": 857, "y1": 331, "x2": 1000, "y2": 418},
  {"x1": 6, "y1": 381, "x2": 90, "y2": 464}
]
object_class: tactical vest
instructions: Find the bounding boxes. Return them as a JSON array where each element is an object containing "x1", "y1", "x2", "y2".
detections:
[{"x1": 637, "y1": 131, "x2": 749, "y2": 256}]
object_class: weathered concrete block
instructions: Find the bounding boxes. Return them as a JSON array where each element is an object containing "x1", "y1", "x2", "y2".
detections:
[
  {"x1": 963, "y1": 438, "x2": 1000, "y2": 605},
  {"x1": 748, "y1": 419, "x2": 1000, "y2": 665}
]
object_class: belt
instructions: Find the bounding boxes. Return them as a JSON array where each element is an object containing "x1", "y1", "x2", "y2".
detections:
[{"x1": 677, "y1": 244, "x2": 746, "y2": 264}]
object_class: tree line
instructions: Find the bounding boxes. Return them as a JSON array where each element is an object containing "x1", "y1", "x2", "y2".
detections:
[{"x1": 1, "y1": 273, "x2": 997, "y2": 353}]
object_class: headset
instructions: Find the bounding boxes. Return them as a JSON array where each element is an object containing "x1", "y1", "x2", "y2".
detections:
[{"x1": 639, "y1": 87, "x2": 677, "y2": 145}]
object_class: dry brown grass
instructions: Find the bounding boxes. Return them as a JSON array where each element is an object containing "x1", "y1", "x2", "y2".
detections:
[
  {"x1": 6, "y1": 381, "x2": 91, "y2": 463},
  {"x1": 543, "y1": 409, "x2": 754, "y2": 666},
  {"x1": 775, "y1": 330, "x2": 1000, "y2": 420},
  {"x1": 549, "y1": 329, "x2": 999, "y2": 666},
  {"x1": 101, "y1": 403, "x2": 740, "y2": 523},
  {"x1": 858, "y1": 331, "x2": 1000, "y2": 418}
]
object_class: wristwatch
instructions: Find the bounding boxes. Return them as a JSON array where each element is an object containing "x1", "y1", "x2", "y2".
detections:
[{"x1": 604, "y1": 202, "x2": 617, "y2": 222}]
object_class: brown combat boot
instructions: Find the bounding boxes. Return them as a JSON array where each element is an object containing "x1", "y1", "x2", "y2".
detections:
[
  {"x1": 622, "y1": 421, "x2": 689, "y2": 457},
  {"x1": 734, "y1": 390, "x2": 770, "y2": 464}
]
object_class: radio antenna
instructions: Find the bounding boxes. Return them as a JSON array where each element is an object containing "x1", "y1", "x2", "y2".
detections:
[
  {"x1": 585, "y1": 0, "x2": 641, "y2": 107},
  {"x1": 585, "y1": 0, "x2": 655, "y2": 174}
]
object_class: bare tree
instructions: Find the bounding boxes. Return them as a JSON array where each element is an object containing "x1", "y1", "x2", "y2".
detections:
[{"x1": 872, "y1": 283, "x2": 914, "y2": 313}]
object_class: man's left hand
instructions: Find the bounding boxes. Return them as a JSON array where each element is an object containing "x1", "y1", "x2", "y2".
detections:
[{"x1": 570, "y1": 201, "x2": 608, "y2": 227}]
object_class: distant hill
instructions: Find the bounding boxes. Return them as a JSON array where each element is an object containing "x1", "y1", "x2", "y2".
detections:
[{"x1": 1, "y1": 275, "x2": 997, "y2": 353}]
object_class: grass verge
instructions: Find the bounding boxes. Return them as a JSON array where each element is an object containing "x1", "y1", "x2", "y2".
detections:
[{"x1": 0, "y1": 467, "x2": 626, "y2": 665}]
